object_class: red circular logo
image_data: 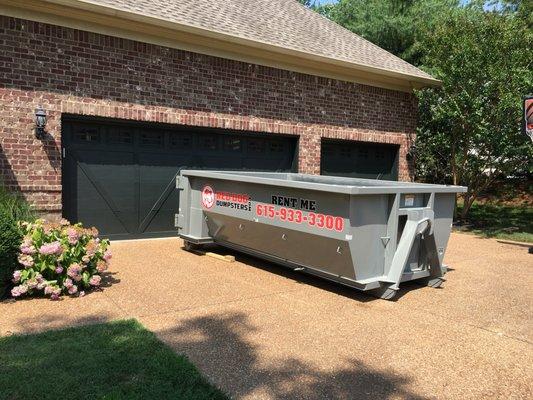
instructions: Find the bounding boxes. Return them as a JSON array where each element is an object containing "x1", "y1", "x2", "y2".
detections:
[{"x1": 201, "y1": 185, "x2": 215, "y2": 209}]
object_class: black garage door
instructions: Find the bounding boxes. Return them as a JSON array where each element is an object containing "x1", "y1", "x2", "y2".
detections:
[
  {"x1": 321, "y1": 139, "x2": 399, "y2": 180},
  {"x1": 62, "y1": 119, "x2": 297, "y2": 239}
]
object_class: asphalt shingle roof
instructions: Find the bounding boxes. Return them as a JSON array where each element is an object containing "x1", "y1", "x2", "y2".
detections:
[{"x1": 71, "y1": 0, "x2": 437, "y2": 83}]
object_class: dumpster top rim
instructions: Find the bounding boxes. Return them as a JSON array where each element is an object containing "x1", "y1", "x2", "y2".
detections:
[{"x1": 180, "y1": 170, "x2": 467, "y2": 194}]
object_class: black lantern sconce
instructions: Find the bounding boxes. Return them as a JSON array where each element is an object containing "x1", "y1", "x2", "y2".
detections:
[
  {"x1": 406, "y1": 144, "x2": 417, "y2": 161},
  {"x1": 35, "y1": 107, "x2": 47, "y2": 139}
]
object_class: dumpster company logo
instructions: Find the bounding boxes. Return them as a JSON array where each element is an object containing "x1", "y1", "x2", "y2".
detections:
[
  {"x1": 201, "y1": 186, "x2": 215, "y2": 209},
  {"x1": 201, "y1": 185, "x2": 252, "y2": 211}
]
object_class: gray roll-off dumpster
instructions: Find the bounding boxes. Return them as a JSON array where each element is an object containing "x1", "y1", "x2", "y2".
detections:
[{"x1": 176, "y1": 171, "x2": 466, "y2": 299}]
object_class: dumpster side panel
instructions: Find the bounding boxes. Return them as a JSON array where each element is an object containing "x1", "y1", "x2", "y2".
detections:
[
  {"x1": 187, "y1": 176, "x2": 358, "y2": 280},
  {"x1": 206, "y1": 214, "x2": 356, "y2": 279},
  {"x1": 432, "y1": 193, "x2": 456, "y2": 264},
  {"x1": 348, "y1": 195, "x2": 389, "y2": 281},
  {"x1": 177, "y1": 175, "x2": 212, "y2": 242}
]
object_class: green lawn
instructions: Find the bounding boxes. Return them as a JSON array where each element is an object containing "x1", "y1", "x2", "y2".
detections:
[
  {"x1": 0, "y1": 320, "x2": 227, "y2": 400},
  {"x1": 456, "y1": 202, "x2": 533, "y2": 243}
]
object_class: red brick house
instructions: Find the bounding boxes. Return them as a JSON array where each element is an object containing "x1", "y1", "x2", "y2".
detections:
[{"x1": 0, "y1": 0, "x2": 440, "y2": 239}]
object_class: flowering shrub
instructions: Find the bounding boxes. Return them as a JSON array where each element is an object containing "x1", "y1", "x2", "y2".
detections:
[{"x1": 11, "y1": 219, "x2": 112, "y2": 300}]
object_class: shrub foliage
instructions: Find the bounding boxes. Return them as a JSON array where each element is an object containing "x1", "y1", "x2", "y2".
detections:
[{"x1": 0, "y1": 185, "x2": 35, "y2": 298}]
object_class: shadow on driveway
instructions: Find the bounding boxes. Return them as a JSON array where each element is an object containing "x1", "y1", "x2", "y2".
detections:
[{"x1": 157, "y1": 312, "x2": 428, "y2": 400}]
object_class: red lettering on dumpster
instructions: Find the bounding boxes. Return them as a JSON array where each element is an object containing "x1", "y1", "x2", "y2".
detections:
[
  {"x1": 255, "y1": 204, "x2": 344, "y2": 232},
  {"x1": 216, "y1": 191, "x2": 250, "y2": 204}
]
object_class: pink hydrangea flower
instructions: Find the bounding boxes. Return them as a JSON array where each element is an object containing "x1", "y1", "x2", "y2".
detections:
[
  {"x1": 39, "y1": 241, "x2": 63, "y2": 256},
  {"x1": 26, "y1": 278, "x2": 38, "y2": 289},
  {"x1": 66, "y1": 227, "x2": 79, "y2": 245},
  {"x1": 85, "y1": 239, "x2": 98, "y2": 257},
  {"x1": 63, "y1": 278, "x2": 74, "y2": 289},
  {"x1": 79, "y1": 291, "x2": 86, "y2": 297},
  {"x1": 12, "y1": 270, "x2": 21, "y2": 283},
  {"x1": 96, "y1": 260, "x2": 108, "y2": 273},
  {"x1": 103, "y1": 250, "x2": 112, "y2": 262},
  {"x1": 21, "y1": 236, "x2": 32, "y2": 247},
  {"x1": 55, "y1": 265, "x2": 64, "y2": 274},
  {"x1": 18, "y1": 254, "x2": 34, "y2": 268},
  {"x1": 82, "y1": 255, "x2": 91, "y2": 264},
  {"x1": 20, "y1": 244, "x2": 36, "y2": 255},
  {"x1": 11, "y1": 284, "x2": 28, "y2": 298},
  {"x1": 67, "y1": 263, "x2": 82, "y2": 280},
  {"x1": 89, "y1": 275, "x2": 102, "y2": 286},
  {"x1": 68, "y1": 285, "x2": 78, "y2": 295},
  {"x1": 45, "y1": 286, "x2": 60, "y2": 298}
]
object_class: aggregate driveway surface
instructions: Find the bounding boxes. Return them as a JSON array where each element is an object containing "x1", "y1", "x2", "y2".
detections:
[{"x1": 1, "y1": 233, "x2": 531, "y2": 399}]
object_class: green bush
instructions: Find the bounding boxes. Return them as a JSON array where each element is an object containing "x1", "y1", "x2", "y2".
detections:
[{"x1": 0, "y1": 185, "x2": 35, "y2": 298}]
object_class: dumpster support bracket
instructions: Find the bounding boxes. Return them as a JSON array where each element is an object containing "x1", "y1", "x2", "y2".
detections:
[{"x1": 376, "y1": 208, "x2": 444, "y2": 299}]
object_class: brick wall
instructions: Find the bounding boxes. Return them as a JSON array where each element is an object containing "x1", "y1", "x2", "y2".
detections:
[{"x1": 0, "y1": 16, "x2": 417, "y2": 215}]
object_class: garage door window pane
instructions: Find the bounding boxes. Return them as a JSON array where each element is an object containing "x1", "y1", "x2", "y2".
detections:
[
  {"x1": 140, "y1": 132, "x2": 164, "y2": 148},
  {"x1": 223, "y1": 136, "x2": 242, "y2": 152},
  {"x1": 108, "y1": 130, "x2": 133, "y2": 145},
  {"x1": 169, "y1": 134, "x2": 192, "y2": 149},
  {"x1": 74, "y1": 127, "x2": 100, "y2": 143},
  {"x1": 248, "y1": 139, "x2": 265, "y2": 153},
  {"x1": 269, "y1": 141, "x2": 285, "y2": 153}
]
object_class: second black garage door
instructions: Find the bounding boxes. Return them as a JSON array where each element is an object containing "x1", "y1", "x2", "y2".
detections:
[
  {"x1": 62, "y1": 118, "x2": 297, "y2": 239},
  {"x1": 321, "y1": 139, "x2": 399, "y2": 180}
]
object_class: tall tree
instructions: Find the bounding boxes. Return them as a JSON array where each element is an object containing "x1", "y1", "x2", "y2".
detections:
[
  {"x1": 317, "y1": 0, "x2": 459, "y2": 64},
  {"x1": 415, "y1": 9, "x2": 533, "y2": 217},
  {"x1": 297, "y1": 0, "x2": 316, "y2": 7}
]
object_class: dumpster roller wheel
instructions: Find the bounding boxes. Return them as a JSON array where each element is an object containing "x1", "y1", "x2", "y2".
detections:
[{"x1": 183, "y1": 241, "x2": 201, "y2": 252}]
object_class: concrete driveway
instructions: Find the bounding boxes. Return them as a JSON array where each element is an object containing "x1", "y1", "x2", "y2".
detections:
[{"x1": 1, "y1": 233, "x2": 531, "y2": 399}]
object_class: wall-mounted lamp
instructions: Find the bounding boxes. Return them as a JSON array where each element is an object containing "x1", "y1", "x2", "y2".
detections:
[
  {"x1": 35, "y1": 107, "x2": 47, "y2": 139},
  {"x1": 406, "y1": 144, "x2": 417, "y2": 161}
]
